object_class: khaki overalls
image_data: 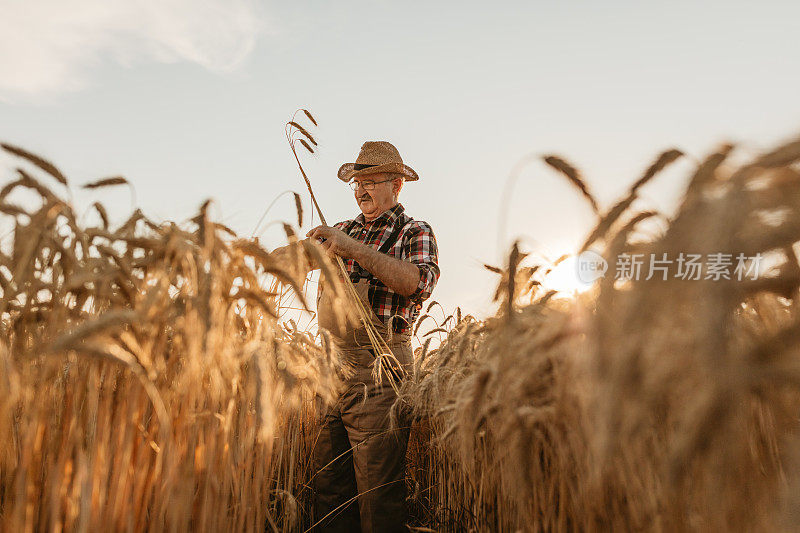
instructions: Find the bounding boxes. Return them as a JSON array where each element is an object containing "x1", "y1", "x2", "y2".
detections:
[{"x1": 312, "y1": 269, "x2": 413, "y2": 532}]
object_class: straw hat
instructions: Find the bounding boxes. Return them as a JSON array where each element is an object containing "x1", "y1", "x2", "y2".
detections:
[{"x1": 337, "y1": 141, "x2": 419, "y2": 182}]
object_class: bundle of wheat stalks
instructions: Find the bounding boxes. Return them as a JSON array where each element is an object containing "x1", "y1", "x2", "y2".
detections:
[
  {"x1": 0, "y1": 143, "x2": 354, "y2": 531},
  {"x1": 400, "y1": 137, "x2": 800, "y2": 531},
  {"x1": 0, "y1": 136, "x2": 799, "y2": 532}
]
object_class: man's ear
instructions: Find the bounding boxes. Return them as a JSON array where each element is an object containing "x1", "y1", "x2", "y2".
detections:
[{"x1": 393, "y1": 176, "x2": 404, "y2": 196}]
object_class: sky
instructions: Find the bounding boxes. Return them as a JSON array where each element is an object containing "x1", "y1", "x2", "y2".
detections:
[{"x1": 1, "y1": 0, "x2": 799, "y2": 318}]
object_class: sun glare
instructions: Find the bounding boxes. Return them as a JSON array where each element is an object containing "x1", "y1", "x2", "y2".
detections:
[{"x1": 541, "y1": 255, "x2": 596, "y2": 295}]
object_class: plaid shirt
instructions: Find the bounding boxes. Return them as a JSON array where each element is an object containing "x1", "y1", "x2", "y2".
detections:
[{"x1": 333, "y1": 203, "x2": 440, "y2": 335}]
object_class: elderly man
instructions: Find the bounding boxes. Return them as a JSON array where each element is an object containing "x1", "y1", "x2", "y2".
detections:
[{"x1": 285, "y1": 141, "x2": 439, "y2": 532}]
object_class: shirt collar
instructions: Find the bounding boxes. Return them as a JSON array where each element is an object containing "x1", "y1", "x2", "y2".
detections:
[{"x1": 354, "y1": 202, "x2": 405, "y2": 228}]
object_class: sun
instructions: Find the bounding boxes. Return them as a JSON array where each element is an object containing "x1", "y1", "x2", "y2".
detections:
[{"x1": 541, "y1": 255, "x2": 597, "y2": 295}]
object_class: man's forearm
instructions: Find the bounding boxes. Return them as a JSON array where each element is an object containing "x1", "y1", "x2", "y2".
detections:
[{"x1": 351, "y1": 243, "x2": 420, "y2": 297}]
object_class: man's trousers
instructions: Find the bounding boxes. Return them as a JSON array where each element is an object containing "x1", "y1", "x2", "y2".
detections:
[{"x1": 311, "y1": 364, "x2": 410, "y2": 533}]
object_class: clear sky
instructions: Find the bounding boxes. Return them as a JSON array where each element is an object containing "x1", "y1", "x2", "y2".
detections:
[{"x1": 1, "y1": 0, "x2": 799, "y2": 317}]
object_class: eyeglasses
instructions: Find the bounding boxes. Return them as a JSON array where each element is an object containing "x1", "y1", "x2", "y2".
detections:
[{"x1": 348, "y1": 178, "x2": 396, "y2": 191}]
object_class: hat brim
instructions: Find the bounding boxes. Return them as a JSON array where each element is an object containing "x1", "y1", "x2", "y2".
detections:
[{"x1": 337, "y1": 162, "x2": 419, "y2": 182}]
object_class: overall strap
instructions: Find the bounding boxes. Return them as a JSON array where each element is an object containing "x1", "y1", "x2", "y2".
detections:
[
  {"x1": 377, "y1": 220, "x2": 407, "y2": 255},
  {"x1": 373, "y1": 220, "x2": 411, "y2": 335}
]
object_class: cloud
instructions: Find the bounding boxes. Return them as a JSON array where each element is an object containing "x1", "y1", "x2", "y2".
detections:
[{"x1": 0, "y1": 0, "x2": 265, "y2": 103}]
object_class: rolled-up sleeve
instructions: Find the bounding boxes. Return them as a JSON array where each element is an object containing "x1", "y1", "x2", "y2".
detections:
[{"x1": 403, "y1": 221, "x2": 440, "y2": 304}]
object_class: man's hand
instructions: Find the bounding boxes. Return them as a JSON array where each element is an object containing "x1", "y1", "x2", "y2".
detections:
[
  {"x1": 306, "y1": 225, "x2": 362, "y2": 259},
  {"x1": 270, "y1": 240, "x2": 315, "y2": 284}
]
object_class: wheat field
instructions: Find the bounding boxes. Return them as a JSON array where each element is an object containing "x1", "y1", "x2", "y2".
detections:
[{"x1": 1, "y1": 134, "x2": 800, "y2": 532}]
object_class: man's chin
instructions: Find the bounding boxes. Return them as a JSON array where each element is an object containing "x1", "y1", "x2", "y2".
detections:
[{"x1": 358, "y1": 201, "x2": 376, "y2": 215}]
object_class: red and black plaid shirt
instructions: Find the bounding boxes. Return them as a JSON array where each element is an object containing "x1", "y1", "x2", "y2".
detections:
[{"x1": 333, "y1": 203, "x2": 440, "y2": 335}]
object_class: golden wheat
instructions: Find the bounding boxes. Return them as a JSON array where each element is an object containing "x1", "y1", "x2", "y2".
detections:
[{"x1": 1, "y1": 135, "x2": 800, "y2": 532}]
